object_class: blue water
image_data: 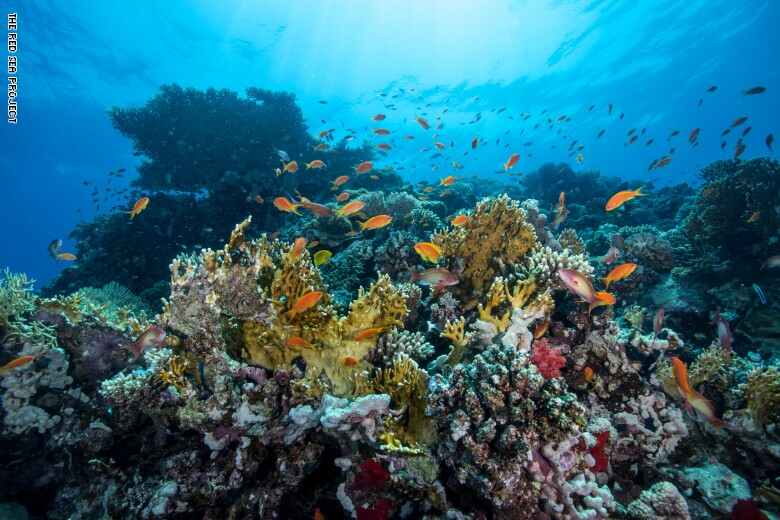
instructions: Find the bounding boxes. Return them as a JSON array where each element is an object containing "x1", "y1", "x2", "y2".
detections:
[{"x1": 1, "y1": 0, "x2": 777, "y2": 286}]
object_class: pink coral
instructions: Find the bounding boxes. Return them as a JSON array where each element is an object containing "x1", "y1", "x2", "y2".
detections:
[{"x1": 531, "y1": 339, "x2": 566, "y2": 379}]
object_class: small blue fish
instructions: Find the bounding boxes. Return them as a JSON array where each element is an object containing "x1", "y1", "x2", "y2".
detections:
[{"x1": 752, "y1": 283, "x2": 767, "y2": 305}]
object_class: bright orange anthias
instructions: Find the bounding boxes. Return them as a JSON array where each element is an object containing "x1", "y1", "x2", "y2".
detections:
[{"x1": 671, "y1": 357, "x2": 726, "y2": 428}]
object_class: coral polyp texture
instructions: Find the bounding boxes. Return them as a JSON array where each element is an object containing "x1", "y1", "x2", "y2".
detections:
[{"x1": 5, "y1": 84, "x2": 780, "y2": 520}]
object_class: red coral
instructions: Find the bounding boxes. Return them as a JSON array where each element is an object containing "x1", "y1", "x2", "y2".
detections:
[
  {"x1": 731, "y1": 500, "x2": 768, "y2": 520},
  {"x1": 357, "y1": 499, "x2": 393, "y2": 520},
  {"x1": 530, "y1": 339, "x2": 566, "y2": 379},
  {"x1": 352, "y1": 459, "x2": 390, "y2": 492},
  {"x1": 589, "y1": 431, "x2": 610, "y2": 473}
]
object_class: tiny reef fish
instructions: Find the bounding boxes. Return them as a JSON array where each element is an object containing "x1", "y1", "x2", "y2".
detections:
[
  {"x1": 128, "y1": 325, "x2": 166, "y2": 361},
  {"x1": 605, "y1": 188, "x2": 644, "y2": 211},
  {"x1": 128, "y1": 196, "x2": 150, "y2": 219},
  {"x1": 603, "y1": 263, "x2": 637, "y2": 289},
  {"x1": 0, "y1": 355, "x2": 35, "y2": 375},
  {"x1": 359, "y1": 214, "x2": 392, "y2": 231},
  {"x1": 273, "y1": 197, "x2": 301, "y2": 215},
  {"x1": 414, "y1": 242, "x2": 442, "y2": 263},
  {"x1": 289, "y1": 291, "x2": 323, "y2": 316},
  {"x1": 671, "y1": 356, "x2": 726, "y2": 428}
]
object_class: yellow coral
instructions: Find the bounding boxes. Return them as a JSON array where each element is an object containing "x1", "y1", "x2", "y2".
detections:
[
  {"x1": 162, "y1": 221, "x2": 409, "y2": 397},
  {"x1": 478, "y1": 278, "x2": 512, "y2": 332},
  {"x1": 158, "y1": 354, "x2": 190, "y2": 391},
  {"x1": 353, "y1": 354, "x2": 433, "y2": 448},
  {"x1": 432, "y1": 194, "x2": 538, "y2": 298},
  {"x1": 442, "y1": 317, "x2": 470, "y2": 366},
  {"x1": 745, "y1": 367, "x2": 780, "y2": 427}
]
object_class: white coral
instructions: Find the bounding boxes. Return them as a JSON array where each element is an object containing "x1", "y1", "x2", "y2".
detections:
[{"x1": 520, "y1": 246, "x2": 593, "y2": 288}]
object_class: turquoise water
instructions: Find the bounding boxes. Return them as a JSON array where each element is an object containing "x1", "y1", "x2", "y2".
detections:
[
  {"x1": 2, "y1": 0, "x2": 777, "y2": 285},
  {"x1": 1, "y1": 2, "x2": 779, "y2": 519}
]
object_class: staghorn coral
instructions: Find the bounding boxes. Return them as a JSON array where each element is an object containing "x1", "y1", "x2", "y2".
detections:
[
  {"x1": 432, "y1": 194, "x2": 538, "y2": 298},
  {"x1": 161, "y1": 218, "x2": 408, "y2": 396}
]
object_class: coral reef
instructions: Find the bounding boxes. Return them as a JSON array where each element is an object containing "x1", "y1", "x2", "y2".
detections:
[{"x1": 5, "y1": 152, "x2": 780, "y2": 519}]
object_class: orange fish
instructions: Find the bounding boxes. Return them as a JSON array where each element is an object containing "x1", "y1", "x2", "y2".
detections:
[
  {"x1": 336, "y1": 191, "x2": 351, "y2": 202},
  {"x1": 305, "y1": 160, "x2": 326, "y2": 169},
  {"x1": 605, "y1": 188, "x2": 644, "y2": 211},
  {"x1": 373, "y1": 128, "x2": 390, "y2": 135},
  {"x1": 289, "y1": 291, "x2": 323, "y2": 316},
  {"x1": 273, "y1": 197, "x2": 301, "y2": 215},
  {"x1": 377, "y1": 143, "x2": 392, "y2": 151},
  {"x1": 282, "y1": 161, "x2": 299, "y2": 174},
  {"x1": 127, "y1": 196, "x2": 150, "y2": 219},
  {"x1": 314, "y1": 507, "x2": 326, "y2": 520},
  {"x1": 603, "y1": 263, "x2": 637, "y2": 289},
  {"x1": 360, "y1": 215, "x2": 392, "y2": 231},
  {"x1": 291, "y1": 237, "x2": 307, "y2": 258},
  {"x1": 285, "y1": 336, "x2": 311, "y2": 348},
  {"x1": 589, "y1": 291, "x2": 616, "y2": 313},
  {"x1": 533, "y1": 320, "x2": 550, "y2": 339},
  {"x1": 0, "y1": 355, "x2": 35, "y2": 375},
  {"x1": 336, "y1": 200, "x2": 365, "y2": 218},
  {"x1": 583, "y1": 366, "x2": 595, "y2": 382},
  {"x1": 434, "y1": 142, "x2": 446, "y2": 150},
  {"x1": 503, "y1": 153, "x2": 520, "y2": 171},
  {"x1": 319, "y1": 129, "x2": 334, "y2": 139},
  {"x1": 440, "y1": 175, "x2": 456, "y2": 186},
  {"x1": 747, "y1": 211, "x2": 760, "y2": 223},
  {"x1": 342, "y1": 355, "x2": 359, "y2": 367},
  {"x1": 373, "y1": 114, "x2": 386, "y2": 121},
  {"x1": 416, "y1": 116, "x2": 430, "y2": 130},
  {"x1": 353, "y1": 327, "x2": 385, "y2": 341},
  {"x1": 314, "y1": 143, "x2": 329, "y2": 151},
  {"x1": 451, "y1": 214, "x2": 470, "y2": 227},
  {"x1": 671, "y1": 357, "x2": 725, "y2": 428},
  {"x1": 297, "y1": 197, "x2": 333, "y2": 217},
  {"x1": 414, "y1": 242, "x2": 442, "y2": 263},
  {"x1": 331, "y1": 175, "x2": 350, "y2": 188},
  {"x1": 55, "y1": 252, "x2": 77, "y2": 261},
  {"x1": 355, "y1": 161, "x2": 373, "y2": 174}
]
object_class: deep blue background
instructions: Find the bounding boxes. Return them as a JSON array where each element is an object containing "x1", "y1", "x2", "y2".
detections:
[{"x1": 1, "y1": 0, "x2": 777, "y2": 287}]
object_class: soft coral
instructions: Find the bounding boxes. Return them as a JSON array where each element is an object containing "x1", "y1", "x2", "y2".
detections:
[{"x1": 531, "y1": 339, "x2": 566, "y2": 379}]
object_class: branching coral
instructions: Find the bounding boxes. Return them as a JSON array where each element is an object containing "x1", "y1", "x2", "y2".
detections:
[
  {"x1": 161, "y1": 218, "x2": 408, "y2": 396},
  {"x1": 518, "y1": 245, "x2": 593, "y2": 290},
  {"x1": 432, "y1": 194, "x2": 538, "y2": 299},
  {"x1": 0, "y1": 268, "x2": 36, "y2": 327},
  {"x1": 353, "y1": 353, "x2": 433, "y2": 448}
]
